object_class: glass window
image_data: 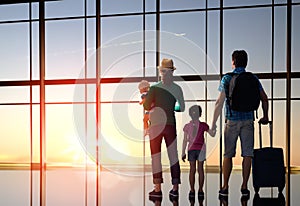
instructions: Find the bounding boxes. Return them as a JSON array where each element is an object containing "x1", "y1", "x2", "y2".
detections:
[
  {"x1": 274, "y1": 6, "x2": 287, "y2": 72},
  {"x1": 100, "y1": 103, "x2": 144, "y2": 165},
  {"x1": 87, "y1": 0, "x2": 96, "y2": 16},
  {"x1": 101, "y1": 0, "x2": 143, "y2": 15},
  {"x1": 45, "y1": 19, "x2": 85, "y2": 79},
  {"x1": 146, "y1": 0, "x2": 156, "y2": 12},
  {"x1": 177, "y1": 81, "x2": 205, "y2": 101},
  {"x1": 291, "y1": 100, "x2": 300, "y2": 166},
  {"x1": 32, "y1": 21, "x2": 40, "y2": 80},
  {"x1": 273, "y1": 101, "x2": 286, "y2": 164},
  {"x1": 208, "y1": 11, "x2": 220, "y2": 74},
  {"x1": 32, "y1": 105, "x2": 40, "y2": 163},
  {"x1": 32, "y1": 86, "x2": 40, "y2": 103},
  {"x1": 275, "y1": 0, "x2": 287, "y2": 3},
  {"x1": 145, "y1": 15, "x2": 156, "y2": 77},
  {"x1": 160, "y1": 12, "x2": 206, "y2": 75},
  {"x1": 205, "y1": 101, "x2": 220, "y2": 166},
  {"x1": 0, "y1": 3, "x2": 29, "y2": 21},
  {"x1": 292, "y1": 5, "x2": 300, "y2": 72},
  {"x1": 260, "y1": 79, "x2": 271, "y2": 98},
  {"x1": 224, "y1": 0, "x2": 272, "y2": 7},
  {"x1": 223, "y1": 8, "x2": 272, "y2": 73},
  {"x1": 45, "y1": 0, "x2": 84, "y2": 18},
  {"x1": 86, "y1": 18, "x2": 96, "y2": 78},
  {"x1": 292, "y1": 79, "x2": 300, "y2": 98},
  {"x1": 31, "y1": 2, "x2": 39, "y2": 20},
  {"x1": 46, "y1": 104, "x2": 87, "y2": 164},
  {"x1": 101, "y1": 16, "x2": 143, "y2": 78},
  {"x1": 0, "y1": 105, "x2": 30, "y2": 163},
  {"x1": 0, "y1": 23, "x2": 29, "y2": 81},
  {"x1": 208, "y1": 0, "x2": 220, "y2": 8},
  {"x1": 72, "y1": 103, "x2": 98, "y2": 163},
  {"x1": 101, "y1": 82, "x2": 143, "y2": 102},
  {"x1": 274, "y1": 79, "x2": 286, "y2": 98},
  {"x1": 46, "y1": 84, "x2": 85, "y2": 103},
  {"x1": 207, "y1": 80, "x2": 221, "y2": 100},
  {"x1": 161, "y1": 0, "x2": 205, "y2": 11},
  {"x1": 0, "y1": 86, "x2": 29, "y2": 103}
]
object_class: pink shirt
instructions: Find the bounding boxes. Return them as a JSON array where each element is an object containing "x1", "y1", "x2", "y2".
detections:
[{"x1": 183, "y1": 120, "x2": 209, "y2": 151}]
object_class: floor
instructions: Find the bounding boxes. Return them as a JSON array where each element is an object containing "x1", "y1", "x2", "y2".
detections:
[{"x1": 0, "y1": 169, "x2": 298, "y2": 205}]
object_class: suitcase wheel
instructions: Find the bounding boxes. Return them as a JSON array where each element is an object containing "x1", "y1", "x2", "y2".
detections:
[{"x1": 278, "y1": 186, "x2": 284, "y2": 194}]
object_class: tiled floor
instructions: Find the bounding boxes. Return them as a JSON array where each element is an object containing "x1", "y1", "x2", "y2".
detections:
[{"x1": 0, "y1": 169, "x2": 298, "y2": 205}]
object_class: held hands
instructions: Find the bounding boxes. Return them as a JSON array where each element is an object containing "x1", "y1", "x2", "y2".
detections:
[
  {"x1": 211, "y1": 124, "x2": 217, "y2": 131},
  {"x1": 209, "y1": 124, "x2": 217, "y2": 137},
  {"x1": 182, "y1": 154, "x2": 186, "y2": 162}
]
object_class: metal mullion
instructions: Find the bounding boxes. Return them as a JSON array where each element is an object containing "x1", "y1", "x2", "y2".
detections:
[
  {"x1": 84, "y1": 0, "x2": 88, "y2": 206},
  {"x1": 204, "y1": 1, "x2": 208, "y2": 203},
  {"x1": 219, "y1": 0, "x2": 224, "y2": 191},
  {"x1": 156, "y1": 0, "x2": 160, "y2": 81},
  {"x1": 271, "y1": 0, "x2": 274, "y2": 125},
  {"x1": 95, "y1": 0, "x2": 101, "y2": 205},
  {"x1": 29, "y1": 2, "x2": 33, "y2": 206},
  {"x1": 286, "y1": 1, "x2": 292, "y2": 205},
  {"x1": 39, "y1": 1, "x2": 46, "y2": 206},
  {"x1": 142, "y1": 0, "x2": 146, "y2": 205}
]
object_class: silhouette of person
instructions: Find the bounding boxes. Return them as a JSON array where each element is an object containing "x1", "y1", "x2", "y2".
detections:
[
  {"x1": 181, "y1": 105, "x2": 216, "y2": 201},
  {"x1": 143, "y1": 58, "x2": 185, "y2": 199},
  {"x1": 211, "y1": 50, "x2": 269, "y2": 199}
]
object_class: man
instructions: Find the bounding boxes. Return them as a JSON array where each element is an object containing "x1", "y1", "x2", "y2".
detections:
[
  {"x1": 143, "y1": 58, "x2": 185, "y2": 199},
  {"x1": 211, "y1": 50, "x2": 269, "y2": 199}
]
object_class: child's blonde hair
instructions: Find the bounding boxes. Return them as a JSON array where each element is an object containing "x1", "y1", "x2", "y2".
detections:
[{"x1": 138, "y1": 80, "x2": 150, "y2": 90}]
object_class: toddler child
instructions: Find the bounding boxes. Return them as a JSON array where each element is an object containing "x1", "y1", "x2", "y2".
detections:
[{"x1": 138, "y1": 80, "x2": 151, "y2": 136}]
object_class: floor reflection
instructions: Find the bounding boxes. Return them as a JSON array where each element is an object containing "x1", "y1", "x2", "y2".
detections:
[
  {"x1": 189, "y1": 198, "x2": 204, "y2": 206},
  {"x1": 148, "y1": 190, "x2": 286, "y2": 206},
  {"x1": 148, "y1": 194, "x2": 285, "y2": 206},
  {"x1": 0, "y1": 169, "x2": 295, "y2": 205},
  {"x1": 219, "y1": 196, "x2": 250, "y2": 206},
  {"x1": 252, "y1": 192, "x2": 286, "y2": 206},
  {"x1": 146, "y1": 171, "x2": 290, "y2": 205}
]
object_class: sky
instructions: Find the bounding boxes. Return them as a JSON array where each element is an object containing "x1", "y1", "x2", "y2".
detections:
[{"x1": 0, "y1": 0, "x2": 299, "y2": 169}]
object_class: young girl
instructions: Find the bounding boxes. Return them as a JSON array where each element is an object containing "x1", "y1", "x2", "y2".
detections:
[{"x1": 182, "y1": 105, "x2": 216, "y2": 201}]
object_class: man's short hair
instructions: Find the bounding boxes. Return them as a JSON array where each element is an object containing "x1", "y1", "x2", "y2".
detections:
[{"x1": 232, "y1": 50, "x2": 248, "y2": 68}]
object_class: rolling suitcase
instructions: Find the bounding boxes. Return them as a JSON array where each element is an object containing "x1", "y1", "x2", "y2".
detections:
[{"x1": 252, "y1": 121, "x2": 285, "y2": 194}]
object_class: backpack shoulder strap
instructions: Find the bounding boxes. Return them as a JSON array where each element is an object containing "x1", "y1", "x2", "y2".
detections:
[
  {"x1": 228, "y1": 74, "x2": 239, "y2": 98},
  {"x1": 224, "y1": 72, "x2": 238, "y2": 117},
  {"x1": 224, "y1": 72, "x2": 238, "y2": 97}
]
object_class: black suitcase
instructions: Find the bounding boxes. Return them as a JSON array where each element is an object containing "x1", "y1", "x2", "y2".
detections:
[{"x1": 252, "y1": 121, "x2": 285, "y2": 194}]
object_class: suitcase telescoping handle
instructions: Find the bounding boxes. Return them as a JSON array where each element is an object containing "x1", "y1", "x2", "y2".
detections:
[{"x1": 258, "y1": 121, "x2": 272, "y2": 149}]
